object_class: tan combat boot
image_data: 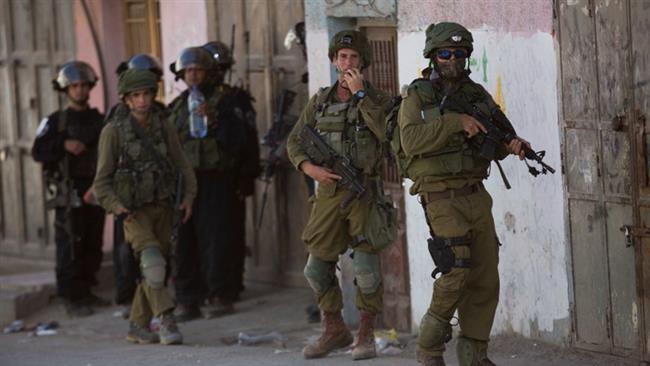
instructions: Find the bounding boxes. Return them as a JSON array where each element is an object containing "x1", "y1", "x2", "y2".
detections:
[
  {"x1": 351, "y1": 310, "x2": 376, "y2": 360},
  {"x1": 421, "y1": 356, "x2": 446, "y2": 366},
  {"x1": 302, "y1": 311, "x2": 353, "y2": 359}
]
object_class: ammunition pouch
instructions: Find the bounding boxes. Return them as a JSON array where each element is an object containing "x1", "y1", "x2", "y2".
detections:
[{"x1": 427, "y1": 233, "x2": 472, "y2": 278}]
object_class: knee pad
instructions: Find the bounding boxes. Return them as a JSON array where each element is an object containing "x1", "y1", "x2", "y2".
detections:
[
  {"x1": 418, "y1": 312, "x2": 452, "y2": 350},
  {"x1": 140, "y1": 246, "x2": 166, "y2": 289},
  {"x1": 352, "y1": 251, "x2": 381, "y2": 294},
  {"x1": 456, "y1": 336, "x2": 488, "y2": 366},
  {"x1": 303, "y1": 255, "x2": 335, "y2": 294}
]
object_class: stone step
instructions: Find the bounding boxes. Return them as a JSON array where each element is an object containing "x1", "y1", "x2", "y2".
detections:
[{"x1": 0, "y1": 270, "x2": 56, "y2": 325}]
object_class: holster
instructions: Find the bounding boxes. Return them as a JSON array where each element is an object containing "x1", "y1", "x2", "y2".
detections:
[{"x1": 427, "y1": 233, "x2": 472, "y2": 278}]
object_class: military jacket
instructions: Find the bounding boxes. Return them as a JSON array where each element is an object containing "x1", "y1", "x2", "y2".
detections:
[
  {"x1": 32, "y1": 107, "x2": 104, "y2": 192},
  {"x1": 166, "y1": 84, "x2": 248, "y2": 171},
  {"x1": 94, "y1": 109, "x2": 197, "y2": 214},
  {"x1": 287, "y1": 81, "x2": 390, "y2": 181},
  {"x1": 397, "y1": 76, "x2": 508, "y2": 194}
]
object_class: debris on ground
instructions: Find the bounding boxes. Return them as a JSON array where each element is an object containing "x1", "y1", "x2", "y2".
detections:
[
  {"x1": 238, "y1": 331, "x2": 287, "y2": 348},
  {"x1": 3, "y1": 320, "x2": 25, "y2": 334},
  {"x1": 375, "y1": 329, "x2": 403, "y2": 355}
]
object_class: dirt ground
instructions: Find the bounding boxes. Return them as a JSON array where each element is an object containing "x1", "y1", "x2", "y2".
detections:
[{"x1": 0, "y1": 284, "x2": 640, "y2": 366}]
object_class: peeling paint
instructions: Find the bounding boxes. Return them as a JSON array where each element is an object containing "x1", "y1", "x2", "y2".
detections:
[{"x1": 633, "y1": 301, "x2": 639, "y2": 330}]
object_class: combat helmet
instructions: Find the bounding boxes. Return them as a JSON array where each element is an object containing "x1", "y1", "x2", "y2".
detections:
[
  {"x1": 116, "y1": 54, "x2": 163, "y2": 78},
  {"x1": 202, "y1": 41, "x2": 234, "y2": 68},
  {"x1": 169, "y1": 47, "x2": 214, "y2": 79},
  {"x1": 328, "y1": 30, "x2": 372, "y2": 69},
  {"x1": 422, "y1": 22, "x2": 474, "y2": 58},
  {"x1": 52, "y1": 61, "x2": 98, "y2": 91}
]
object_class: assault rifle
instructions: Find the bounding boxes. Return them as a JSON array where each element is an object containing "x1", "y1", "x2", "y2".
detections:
[
  {"x1": 444, "y1": 100, "x2": 556, "y2": 177},
  {"x1": 44, "y1": 156, "x2": 81, "y2": 256},
  {"x1": 256, "y1": 89, "x2": 298, "y2": 229},
  {"x1": 299, "y1": 125, "x2": 366, "y2": 209}
]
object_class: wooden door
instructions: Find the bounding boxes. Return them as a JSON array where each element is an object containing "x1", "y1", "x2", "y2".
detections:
[
  {"x1": 0, "y1": 0, "x2": 75, "y2": 259},
  {"x1": 212, "y1": 0, "x2": 309, "y2": 286},
  {"x1": 558, "y1": 0, "x2": 649, "y2": 358}
]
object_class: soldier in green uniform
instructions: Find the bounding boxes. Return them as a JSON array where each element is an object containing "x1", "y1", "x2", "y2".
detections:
[
  {"x1": 94, "y1": 69, "x2": 197, "y2": 345},
  {"x1": 286, "y1": 30, "x2": 394, "y2": 360},
  {"x1": 396, "y1": 22, "x2": 525, "y2": 366}
]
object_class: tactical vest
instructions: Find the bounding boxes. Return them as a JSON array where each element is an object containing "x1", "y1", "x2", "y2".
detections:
[
  {"x1": 169, "y1": 85, "x2": 236, "y2": 170},
  {"x1": 58, "y1": 109, "x2": 102, "y2": 179},
  {"x1": 112, "y1": 115, "x2": 175, "y2": 209},
  {"x1": 397, "y1": 79, "x2": 492, "y2": 181},
  {"x1": 312, "y1": 86, "x2": 381, "y2": 175}
]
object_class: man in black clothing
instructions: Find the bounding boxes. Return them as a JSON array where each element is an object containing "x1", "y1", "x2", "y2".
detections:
[{"x1": 32, "y1": 61, "x2": 107, "y2": 317}]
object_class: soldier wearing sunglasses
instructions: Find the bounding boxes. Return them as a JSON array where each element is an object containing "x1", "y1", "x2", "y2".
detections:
[{"x1": 397, "y1": 22, "x2": 527, "y2": 366}]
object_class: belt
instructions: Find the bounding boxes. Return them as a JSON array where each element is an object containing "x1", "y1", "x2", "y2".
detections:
[{"x1": 424, "y1": 183, "x2": 483, "y2": 203}]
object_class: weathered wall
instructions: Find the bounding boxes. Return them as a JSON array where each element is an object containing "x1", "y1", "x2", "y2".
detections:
[
  {"x1": 74, "y1": 0, "x2": 125, "y2": 113},
  {"x1": 160, "y1": 0, "x2": 209, "y2": 103},
  {"x1": 397, "y1": 0, "x2": 570, "y2": 344}
]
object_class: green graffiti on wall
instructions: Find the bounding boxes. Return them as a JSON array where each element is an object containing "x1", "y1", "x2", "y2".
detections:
[{"x1": 468, "y1": 47, "x2": 489, "y2": 83}]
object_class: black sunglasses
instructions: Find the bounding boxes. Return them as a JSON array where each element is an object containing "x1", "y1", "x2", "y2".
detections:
[{"x1": 436, "y1": 49, "x2": 468, "y2": 60}]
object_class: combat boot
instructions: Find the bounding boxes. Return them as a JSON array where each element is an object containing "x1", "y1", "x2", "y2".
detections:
[
  {"x1": 203, "y1": 297, "x2": 234, "y2": 318},
  {"x1": 422, "y1": 356, "x2": 446, "y2": 366},
  {"x1": 126, "y1": 322, "x2": 159, "y2": 344},
  {"x1": 159, "y1": 311, "x2": 183, "y2": 345},
  {"x1": 351, "y1": 310, "x2": 376, "y2": 360},
  {"x1": 302, "y1": 311, "x2": 353, "y2": 359},
  {"x1": 174, "y1": 303, "x2": 201, "y2": 322},
  {"x1": 64, "y1": 300, "x2": 93, "y2": 318}
]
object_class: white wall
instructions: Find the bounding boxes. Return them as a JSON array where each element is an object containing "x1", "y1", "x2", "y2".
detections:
[
  {"x1": 160, "y1": 0, "x2": 209, "y2": 103},
  {"x1": 398, "y1": 26, "x2": 570, "y2": 343}
]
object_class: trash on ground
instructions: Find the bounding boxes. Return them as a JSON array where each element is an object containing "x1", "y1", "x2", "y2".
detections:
[
  {"x1": 379, "y1": 345, "x2": 403, "y2": 355},
  {"x1": 35, "y1": 329, "x2": 57, "y2": 336},
  {"x1": 273, "y1": 348, "x2": 292, "y2": 354},
  {"x1": 3, "y1": 320, "x2": 25, "y2": 334},
  {"x1": 238, "y1": 331, "x2": 287, "y2": 348},
  {"x1": 374, "y1": 328, "x2": 400, "y2": 351}
]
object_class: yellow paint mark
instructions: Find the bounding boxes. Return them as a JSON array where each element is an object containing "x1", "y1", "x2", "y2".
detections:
[{"x1": 495, "y1": 75, "x2": 506, "y2": 113}]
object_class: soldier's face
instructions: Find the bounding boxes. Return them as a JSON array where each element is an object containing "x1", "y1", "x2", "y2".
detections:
[
  {"x1": 124, "y1": 88, "x2": 154, "y2": 116},
  {"x1": 183, "y1": 66, "x2": 207, "y2": 87},
  {"x1": 434, "y1": 47, "x2": 468, "y2": 80},
  {"x1": 333, "y1": 48, "x2": 361, "y2": 87},
  {"x1": 66, "y1": 82, "x2": 91, "y2": 105}
]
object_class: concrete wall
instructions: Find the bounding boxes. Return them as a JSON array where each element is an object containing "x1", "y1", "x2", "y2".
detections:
[
  {"x1": 160, "y1": 0, "x2": 210, "y2": 103},
  {"x1": 397, "y1": 1, "x2": 570, "y2": 344}
]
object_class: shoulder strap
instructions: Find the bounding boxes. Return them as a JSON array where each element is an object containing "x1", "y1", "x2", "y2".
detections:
[{"x1": 57, "y1": 110, "x2": 68, "y2": 133}]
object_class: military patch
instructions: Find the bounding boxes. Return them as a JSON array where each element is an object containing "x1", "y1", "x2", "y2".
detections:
[
  {"x1": 340, "y1": 35, "x2": 353, "y2": 45},
  {"x1": 451, "y1": 35, "x2": 462, "y2": 42},
  {"x1": 35, "y1": 118, "x2": 49, "y2": 138}
]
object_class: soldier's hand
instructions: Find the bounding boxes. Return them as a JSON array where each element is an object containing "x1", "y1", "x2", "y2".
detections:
[
  {"x1": 342, "y1": 68, "x2": 364, "y2": 94},
  {"x1": 180, "y1": 201, "x2": 192, "y2": 223},
  {"x1": 64, "y1": 139, "x2": 86, "y2": 155},
  {"x1": 300, "y1": 161, "x2": 342, "y2": 185},
  {"x1": 115, "y1": 206, "x2": 134, "y2": 222},
  {"x1": 506, "y1": 138, "x2": 529, "y2": 160},
  {"x1": 459, "y1": 115, "x2": 486, "y2": 138},
  {"x1": 83, "y1": 186, "x2": 99, "y2": 205}
]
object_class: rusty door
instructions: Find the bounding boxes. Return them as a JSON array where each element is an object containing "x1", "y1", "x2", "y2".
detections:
[
  {"x1": 363, "y1": 25, "x2": 411, "y2": 332},
  {"x1": 212, "y1": 0, "x2": 310, "y2": 286},
  {"x1": 0, "y1": 0, "x2": 75, "y2": 259},
  {"x1": 558, "y1": 0, "x2": 650, "y2": 358}
]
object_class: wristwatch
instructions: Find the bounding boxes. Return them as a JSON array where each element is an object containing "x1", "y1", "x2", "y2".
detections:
[{"x1": 354, "y1": 89, "x2": 366, "y2": 100}]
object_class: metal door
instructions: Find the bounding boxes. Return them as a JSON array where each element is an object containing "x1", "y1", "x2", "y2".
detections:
[
  {"x1": 0, "y1": 0, "x2": 75, "y2": 259},
  {"x1": 558, "y1": 0, "x2": 649, "y2": 358}
]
